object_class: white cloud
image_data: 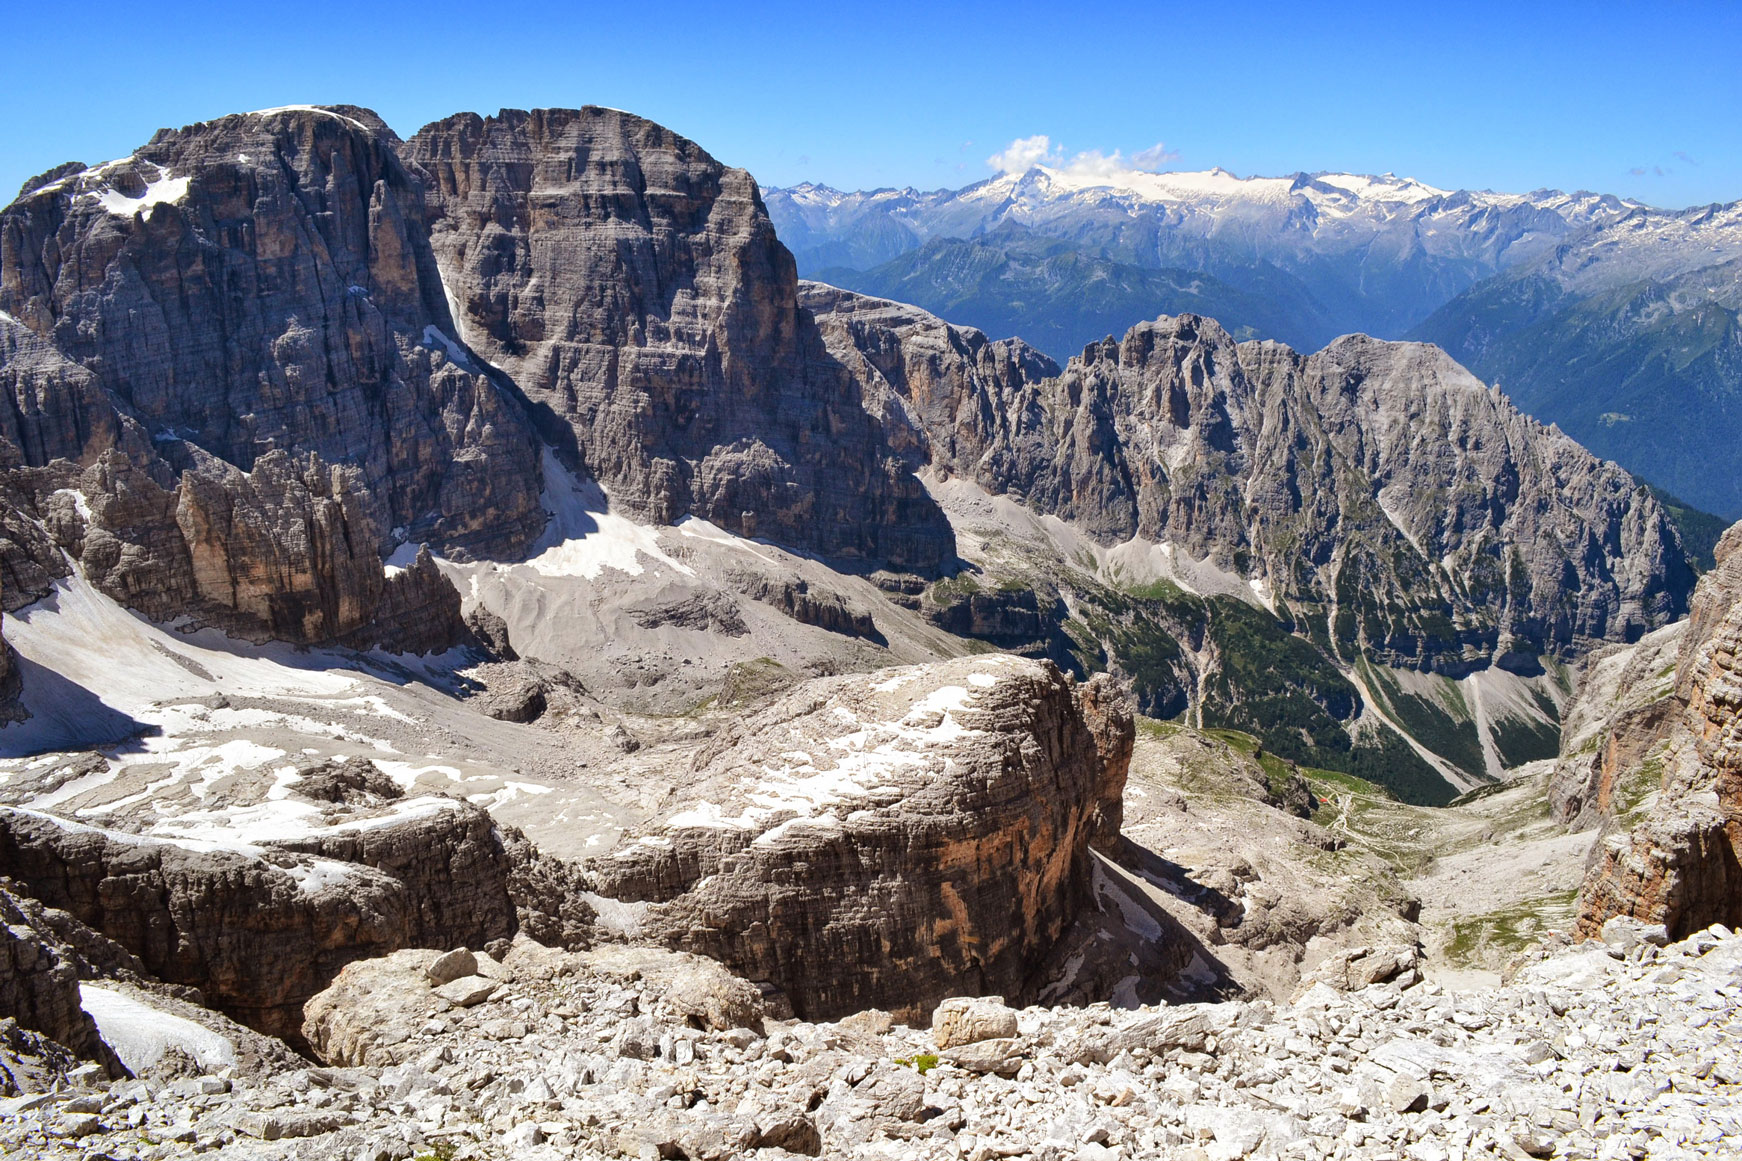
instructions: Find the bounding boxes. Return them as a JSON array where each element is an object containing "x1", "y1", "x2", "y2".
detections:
[
  {"x1": 986, "y1": 135, "x2": 1063, "y2": 174},
  {"x1": 987, "y1": 136, "x2": 1181, "y2": 178},
  {"x1": 1133, "y1": 142, "x2": 1181, "y2": 169}
]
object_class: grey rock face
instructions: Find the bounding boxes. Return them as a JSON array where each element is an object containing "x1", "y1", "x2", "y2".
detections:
[
  {"x1": 403, "y1": 107, "x2": 954, "y2": 573},
  {"x1": 586, "y1": 656, "x2": 1132, "y2": 1021},
  {"x1": 0, "y1": 106, "x2": 542, "y2": 647},
  {"x1": 0, "y1": 798, "x2": 590, "y2": 1045},
  {"x1": 2, "y1": 106, "x2": 544, "y2": 559},
  {"x1": 808, "y1": 292, "x2": 1694, "y2": 672},
  {"x1": 0, "y1": 885, "x2": 117, "y2": 1074}
]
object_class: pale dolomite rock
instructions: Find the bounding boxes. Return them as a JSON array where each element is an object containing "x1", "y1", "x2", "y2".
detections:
[{"x1": 931, "y1": 997, "x2": 1021, "y2": 1049}]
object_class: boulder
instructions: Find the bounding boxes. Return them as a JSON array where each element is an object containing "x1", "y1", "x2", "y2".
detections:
[
  {"x1": 586, "y1": 656, "x2": 1132, "y2": 1020},
  {"x1": 932, "y1": 997, "x2": 1020, "y2": 1049}
]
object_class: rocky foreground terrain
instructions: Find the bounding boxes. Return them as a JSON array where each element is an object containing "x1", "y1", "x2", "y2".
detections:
[{"x1": 1, "y1": 916, "x2": 1736, "y2": 1160}]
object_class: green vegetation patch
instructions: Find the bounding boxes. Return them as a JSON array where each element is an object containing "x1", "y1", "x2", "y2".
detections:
[
  {"x1": 1443, "y1": 889, "x2": 1581, "y2": 967},
  {"x1": 1490, "y1": 712, "x2": 1561, "y2": 768},
  {"x1": 1360, "y1": 662, "x2": 1486, "y2": 780}
]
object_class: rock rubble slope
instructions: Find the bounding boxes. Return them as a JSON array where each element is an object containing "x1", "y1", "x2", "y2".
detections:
[{"x1": 3, "y1": 920, "x2": 1738, "y2": 1160}]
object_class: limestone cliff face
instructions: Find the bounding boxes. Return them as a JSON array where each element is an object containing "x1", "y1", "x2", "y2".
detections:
[
  {"x1": 799, "y1": 282, "x2": 1059, "y2": 473},
  {"x1": 0, "y1": 106, "x2": 542, "y2": 647},
  {"x1": 1577, "y1": 523, "x2": 1742, "y2": 939},
  {"x1": 0, "y1": 800, "x2": 586, "y2": 1045},
  {"x1": 403, "y1": 108, "x2": 954, "y2": 573},
  {"x1": 807, "y1": 291, "x2": 1693, "y2": 672},
  {"x1": 586, "y1": 656, "x2": 1131, "y2": 1020}
]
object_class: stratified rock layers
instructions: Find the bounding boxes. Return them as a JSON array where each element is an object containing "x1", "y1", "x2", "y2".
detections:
[
  {"x1": 1577, "y1": 523, "x2": 1742, "y2": 939},
  {"x1": 0, "y1": 106, "x2": 542, "y2": 646},
  {"x1": 403, "y1": 108, "x2": 954, "y2": 573},
  {"x1": 0, "y1": 801, "x2": 584, "y2": 1043},
  {"x1": 588, "y1": 657, "x2": 1131, "y2": 1020},
  {"x1": 0, "y1": 883, "x2": 117, "y2": 1072}
]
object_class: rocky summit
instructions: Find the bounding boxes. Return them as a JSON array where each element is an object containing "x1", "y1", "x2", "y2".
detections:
[{"x1": 0, "y1": 99, "x2": 1736, "y2": 1161}]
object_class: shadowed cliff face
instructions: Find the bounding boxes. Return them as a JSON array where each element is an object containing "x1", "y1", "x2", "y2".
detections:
[{"x1": 404, "y1": 108, "x2": 955, "y2": 574}]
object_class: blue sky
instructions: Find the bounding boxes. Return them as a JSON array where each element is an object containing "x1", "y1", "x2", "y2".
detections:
[{"x1": 4, "y1": 0, "x2": 1737, "y2": 208}]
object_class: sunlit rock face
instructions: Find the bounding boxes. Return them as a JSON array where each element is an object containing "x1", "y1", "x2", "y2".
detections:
[{"x1": 587, "y1": 656, "x2": 1131, "y2": 1020}]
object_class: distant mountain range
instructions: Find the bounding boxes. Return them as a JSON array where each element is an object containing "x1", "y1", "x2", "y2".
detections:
[{"x1": 767, "y1": 168, "x2": 1742, "y2": 518}]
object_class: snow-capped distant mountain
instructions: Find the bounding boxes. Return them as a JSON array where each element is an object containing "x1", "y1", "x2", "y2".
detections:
[
  {"x1": 1416, "y1": 199, "x2": 1742, "y2": 519},
  {"x1": 765, "y1": 166, "x2": 1644, "y2": 343}
]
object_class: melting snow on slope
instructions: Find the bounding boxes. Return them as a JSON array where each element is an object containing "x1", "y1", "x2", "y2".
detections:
[
  {"x1": 524, "y1": 448, "x2": 694, "y2": 580},
  {"x1": 141, "y1": 795, "x2": 459, "y2": 852},
  {"x1": 420, "y1": 326, "x2": 479, "y2": 372},
  {"x1": 0, "y1": 575, "x2": 362, "y2": 755},
  {"x1": 80, "y1": 985, "x2": 236, "y2": 1073},
  {"x1": 383, "y1": 541, "x2": 423, "y2": 578},
  {"x1": 674, "y1": 516, "x2": 781, "y2": 564},
  {"x1": 246, "y1": 105, "x2": 370, "y2": 132},
  {"x1": 663, "y1": 664, "x2": 994, "y2": 836},
  {"x1": 92, "y1": 164, "x2": 190, "y2": 218}
]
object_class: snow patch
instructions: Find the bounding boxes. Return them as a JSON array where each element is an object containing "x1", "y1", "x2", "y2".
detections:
[
  {"x1": 420, "y1": 325, "x2": 478, "y2": 372},
  {"x1": 582, "y1": 892, "x2": 649, "y2": 938},
  {"x1": 522, "y1": 448, "x2": 694, "y2": 580},
  {"x1": 383, "y1": 541, "x2": 424, "y2": 578},
  {"x1": 50, "y1": 488, "x2": 92, "y2": 522},
  {"x1": 673, "y1": 516, "x2": 781, "y2": 564},
  {"x1": 80, "y1": 985, "x2": 236, "y2": 1073},
  {"x1": 247, "y1": 105, "x2": 370, "y2": 132},
  {"x1": 280, "y1": 858, "x2": 361, "y2": 896},
  {"x1": 92, "y1": 165, "x2": 189, "y2": 218}
]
